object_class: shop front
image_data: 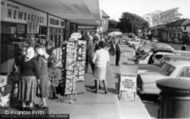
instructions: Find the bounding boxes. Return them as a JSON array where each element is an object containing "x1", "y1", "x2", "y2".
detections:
[
  {"x1": 0, "y1": 0, "x2": 47, "y2": 64},
  {"x1": 78, "y1": 25, "x2": 97, "y2": 34},
  {"x1": 48, "y1": 15, "x2": 65, "y2": 47},
  {"x1": 64, "y1": 20, "x2": 71, "y2": 41},
  {"x1": 70, "y1": 22, "x2": 78, "y2": 34}
]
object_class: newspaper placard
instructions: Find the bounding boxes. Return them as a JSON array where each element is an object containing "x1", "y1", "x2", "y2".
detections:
[
  {"x1": 119, "y1": 74, "x2": 137, "y2": 101},
  {"x1": 120, "y1": 75, "x2": 136, "y2": 92},
  {"x1": 119, "y1": 65, "x2": 138, "y2": 101}
]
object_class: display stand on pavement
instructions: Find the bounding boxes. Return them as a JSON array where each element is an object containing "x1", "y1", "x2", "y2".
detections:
[
  {"x1": 60, "y1": 40, "x2": 86, "y2": 103},
  {"x1": 75, "y1": 40, "x2": 86, "y2": 94},
  {"x1": 118, "y1": 66, "x2": 138, "y2": 101}
]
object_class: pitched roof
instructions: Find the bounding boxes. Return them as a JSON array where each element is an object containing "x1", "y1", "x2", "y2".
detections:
[
  {"x1": 166, "y1": 19, "x2": 187, "y2": 26},
  {"x1": 182, "y1": 19, "x2": 190, "y2": 26},
  {"x1": 101, "y1": 10, "x2": 110, "y2": 18}
]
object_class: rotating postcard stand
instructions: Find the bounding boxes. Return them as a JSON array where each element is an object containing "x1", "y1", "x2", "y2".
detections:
[
  {"x1": 60, "y1": 40, "x2": 86, "y2": 103},
  {"x1": 60, "y1": 41, "x2": 77, "y2": 103},
  {"x1": 75, "y1": 40, "x2": 86, "y2": 94}
]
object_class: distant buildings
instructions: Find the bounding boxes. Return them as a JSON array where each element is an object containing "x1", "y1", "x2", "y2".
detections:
[
  {"x1": 101, "y1": 10, "x2": 110, "y2": 33},
  {"x1": 144, "y1": 8, "x2": 190, "y2": 43},
  {"x1": 143, "y1": 8, "x2": 181, "y2": 27},
  {"x1": 182, "y1": 19, "x2": 190, "y2": 35},
  {"x1": 151, "y1": 19, "x2": 190, "y2": 43}
]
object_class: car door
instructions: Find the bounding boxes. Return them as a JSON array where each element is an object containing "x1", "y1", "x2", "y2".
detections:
[
  {"x1": 178, "y1": 66, "x2": 190, "y2": 80},
  {"x1": 138, "y1": 52, "x2": 153, "y2": 64}
]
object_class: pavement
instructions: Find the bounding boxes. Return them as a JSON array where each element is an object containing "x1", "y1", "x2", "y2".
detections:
[{"x1": 47, "y1": 45, "x2": 151, "y2": 119}]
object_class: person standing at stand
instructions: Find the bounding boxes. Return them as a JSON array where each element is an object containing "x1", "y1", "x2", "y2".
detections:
[
  {"x1": 20, "y1": 47, "x2": 40, "y2": 109},
  {"x1": 93, "y1": 41, "x2": 110, "y2": 94},
  {"x1": 85, "y1": 32, "x2": 95, "y2": 73},
  {"x1": 35, "y1": 39, "x2": 50, "y2": 107},
  {"x1": 46, "y1": 41, "x2": 58, "y2": 99},
  {"x1": 115, "y1": 38, "x2": 121, "y2": 66}
]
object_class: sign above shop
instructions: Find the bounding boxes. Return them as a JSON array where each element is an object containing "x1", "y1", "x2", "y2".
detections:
[
  {"x1": 78, "y1": 26, "x2": 96, "y2": 29},
  {"x1": 49, "y1": 15, "x2": 65, "y2": 28},
  {"x1": 1, "y1": 0, "x2": 47, "y2": 26}
]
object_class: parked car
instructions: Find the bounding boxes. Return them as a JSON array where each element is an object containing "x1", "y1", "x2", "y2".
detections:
[
  {"x1": 136, "y1": 50, "x2": 174, "y2": 66},
  {"x1": 152, "y1": 43, "x2": 175, "y2": 52},
  {"x1": 137, "y1": 60, "x2": 190, "y2": 95},
  {"x1": 137, "y1": 64, "x2": 161, "y2": 74}
]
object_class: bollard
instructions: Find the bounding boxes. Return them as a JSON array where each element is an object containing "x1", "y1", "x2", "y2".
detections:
[{"x1": 156, "y1": 79, "x2": 190, "y2": 118}]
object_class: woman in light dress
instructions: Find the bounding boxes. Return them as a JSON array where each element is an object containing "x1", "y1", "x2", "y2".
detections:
[{"x1": 93, "y1": 41, "x2": 110, "y2": 94}]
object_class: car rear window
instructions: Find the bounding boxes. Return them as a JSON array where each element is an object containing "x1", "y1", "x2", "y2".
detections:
[{"x1": 159, "y1": 63, "x2": 175, "y2": 76}]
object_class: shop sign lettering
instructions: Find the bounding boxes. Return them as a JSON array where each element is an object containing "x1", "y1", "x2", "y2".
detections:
[
  {"x1": 50, "y1": 18, "x2": 59, "y2": 26},
  {"x1": 49, "y1": 16, "x2": 65, "y2": 28},
  {"x1": 78, "y1": 25, "x2": 96, "y2": 29},
  {"x1": 1, "y1": 0, "x2": 47, "y2": 26}
]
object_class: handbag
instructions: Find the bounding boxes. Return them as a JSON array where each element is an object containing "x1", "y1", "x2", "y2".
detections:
[{"x1": 36, "y1": 80, "x2": 42, "y2": 97}]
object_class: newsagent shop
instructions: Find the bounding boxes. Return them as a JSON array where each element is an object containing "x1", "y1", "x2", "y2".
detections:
[
  {"x1": 0, "y1": 0, "x2": 48, "y2": 64},
  {"x1": 0, "y1": 0, "x2": 90, "y2": 108}
]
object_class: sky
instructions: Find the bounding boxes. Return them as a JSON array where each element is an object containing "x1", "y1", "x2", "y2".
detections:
[{"x1": 99, "y1": 0, "x2": 190, "y2": 21}]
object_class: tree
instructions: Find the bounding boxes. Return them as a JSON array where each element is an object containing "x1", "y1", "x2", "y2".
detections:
[
  {"x1": 118, "y1": 12, "x2": 149, "y2": 34},
  {"x1": 108, "y1": 19, "x2": 119, "y2": 30}
]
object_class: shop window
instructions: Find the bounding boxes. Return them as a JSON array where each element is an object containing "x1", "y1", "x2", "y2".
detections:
[
  {"x1": 39, "y1": 26, "x2": 47, "y2": 35},
  {"x1": 1, "y1": 22, "x2": 26, "y2": 64},
  {"x1": 184, "y1": 26, "x2": 187, "y2": 30},
  {"x1": 178, "y1": 33, "x2": 181, "y2": 39},
  {"x1": 50, "y1": 27, "x2": 53, "y2": 35},
  {"x1": 17, "y1": 24, "x2": 25, "y2": 34}
]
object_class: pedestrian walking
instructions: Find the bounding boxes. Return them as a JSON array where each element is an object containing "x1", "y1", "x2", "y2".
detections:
[
  {"x1": 115, "y1": 39, "x2": 121, "y2": 66},
  {"x1": 35, "y1": 39, "x2": 50, "y2": 107},
  {"x1": 93, "y1": 41, "x2": 110, "y2": 94},
  {"x1": 109, "y1": 38, "x2": 116, "y2": 56},
  {"x1": 20, "y1": 47, "x2": 40, "y2": 109}
]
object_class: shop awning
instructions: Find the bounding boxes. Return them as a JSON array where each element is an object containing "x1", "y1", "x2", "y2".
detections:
[
  {"x1": 9, "y1": 0, "x2": 101, "y2": 25},
  {"x1": 71, "y1": 19, "x2": 101, "y2": 26}
]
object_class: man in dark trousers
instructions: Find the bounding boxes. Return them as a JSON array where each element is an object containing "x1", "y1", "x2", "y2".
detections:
[
  {"x1": 85, "y1": 32, "x2": 95, "y2": 73},
  {"x1": 115, "y1": 38, "x2": 121, "y2": 66}
]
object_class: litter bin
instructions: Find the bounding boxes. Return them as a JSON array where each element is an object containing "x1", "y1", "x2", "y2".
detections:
[{"x1": 156, "y1": 79, "x2": 190, "y2": 118}]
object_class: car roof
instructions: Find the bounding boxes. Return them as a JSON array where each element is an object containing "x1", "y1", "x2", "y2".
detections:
[
  {"x1": 167, "y1": 60, "x2": 190, "y2": 67},
  {"x1": 152, "y1": 49, "x2": 174, "y2": 53},
  {"x1": 155, "y1": 52, "x2": 174, "y2": 55}
]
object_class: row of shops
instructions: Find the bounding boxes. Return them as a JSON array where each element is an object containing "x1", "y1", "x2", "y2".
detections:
[
  {"x1": 0, "y1": 0, "x2": 102, "y2": 108},
  {"x1": 0, "y1": 0, "x2": 98, "y2": 64}
]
